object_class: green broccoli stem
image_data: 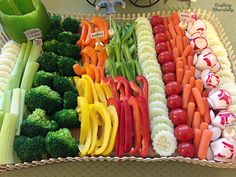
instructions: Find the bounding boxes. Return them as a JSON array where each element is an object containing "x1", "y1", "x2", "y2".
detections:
[
  {"x1": 20, "y1": 61, "x2": 39, "y2": 91},
  {"x1": 2, "y1": 90, "x2": 12, "y2": 114},
  {"x1": 0, "y1": 113, "x2": 17, "y2": 165},
  {"x1": 16, "y1": 89, "x2": 25, "y2": 135},
  {"x1": 0, "y1": 111, "x2": 4, "y2": 130},
  {"x1": 10, "y1": 88, "x2": 21, "y2": 116}
]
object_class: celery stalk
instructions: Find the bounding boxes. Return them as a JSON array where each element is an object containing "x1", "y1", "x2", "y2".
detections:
[
  {"x1": 0, "y1": 113, "x2": 17, "y2": 164},
  {"x1": 10, "y1": 88, "x2": 21, "y2": 116},
  {"x1": 2, "y1": 90, "x2": 12, "y2": 114},
  {"x1": 20, "y1": 61, "x2": 39, "y2": 91},
  {"x1": 22, "y1": 41, "x2": 32, "y2": 70},
  {"x1": 0, "y1": 92, "x2": 3, "y2": 111},
  {"x1": 16, "y1": 89, "x2": 25, "y2": 135},
  {"x1": 28, "y1": 43, "x2": 41, "y2": 62},
  {"x1": 0, "y1": 111, "x2": 4, "y2": 130}
]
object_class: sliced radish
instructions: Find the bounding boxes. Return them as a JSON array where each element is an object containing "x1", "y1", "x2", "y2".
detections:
[
  {"x1": 193, "y1": 53, "x2": 198, "y2": 65},
  {"x1": 185, "y1": 31, "x2": 192, "y2": 40},
  {"x1": 187, "y1": 21, "x2": 194, "y2": 32},
  {"x1": 190, "y1": 36, "x2": 208, "y2": 52},
  {"x1": 201, "y1": 47, "x2": 213, "y2": 56},
  {"x1": 209, "y1": 109, "x2": 215, "y2": 121},
  {"x1": 201, "y1": 69, "x2": 211, "y2": 78},
  {"x1": 207, "y1": 147, "x2": 214, "y2": 160},
  {"x1": 194, "y1": 68, "x2": 202, "y2": 79},
  {"x1": 210, "y1": 62, "x2": 221, "y2": 73},
  {"x1": 191, "y1": 31, "x2": 202, "y2": 39},
  {"x1": 189, "y1": 19, "x2": 207, "y2": 35}
]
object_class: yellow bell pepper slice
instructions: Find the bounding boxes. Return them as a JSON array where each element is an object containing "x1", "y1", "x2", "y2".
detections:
[
  {"x1": 95, "y1": 83, "x2": 107, "y2": 106},
  {"x1": 92, "y1": 101, "x2": 112, "y2": 155},
  {"x1": 77, "y1": 97, "x2": 92, "y2": 156},
  {"x1": 74, "y1": 76, "x2": 84, "y2": 96},
  {"x1": 88, "y1": 104, "x2": 99, "y2": 155},
  {"x1": 82, "y1": 74, "x2": 98, "y2": 103},
  {"x1": 100, "y1": 80, "x2": 113, "y2": 99},
  {"x1": 103, "y1": 105, "x2": 119, "y2": 156}
]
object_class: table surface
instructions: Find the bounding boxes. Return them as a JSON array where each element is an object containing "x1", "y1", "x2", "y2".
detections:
[{"x1": 1, "y1": 0, "x2": 236, "y2": 176}]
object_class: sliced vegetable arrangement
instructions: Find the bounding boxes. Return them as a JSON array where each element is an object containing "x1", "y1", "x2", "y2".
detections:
[{"x1": 1, "y1": 4, "x2": 236, "y2": 165}]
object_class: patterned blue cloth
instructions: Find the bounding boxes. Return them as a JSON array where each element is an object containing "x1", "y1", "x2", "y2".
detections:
[{"x1": 96, "y1": 0, "x2": 126, "y2": 14}]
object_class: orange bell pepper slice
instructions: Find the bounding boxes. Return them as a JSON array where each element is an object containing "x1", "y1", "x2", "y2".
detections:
[
  {"x1": 98, "y1": 66, "x2": 105, "y2": 81},
  {"x1": 97, "y1": 50, "x2": 107, "y2": 68},
  {"x1": 91, "y1": 16, "x2": 108, "y2": 44},
  {"x1": 81, "y1": 46, "x2": 98, "y2": 65},
  {"x1": 90, "y1": 64, "x2": 100, "y2": 83},
  {"x1": 84, "y1": 63, "x2": 95, "y2": 81},
  {"x1": 83, "y1": 20, "x2": 94, "y2": 46},
  {"x1": 77, "y1": 20, "x2": 88, "y2": 48},
  {"x1": 82, "y1": 52, "x2": 90, "y2": 64},
  {"x1": 73, "y1": 63, "x2": 86, "y2": 76}
]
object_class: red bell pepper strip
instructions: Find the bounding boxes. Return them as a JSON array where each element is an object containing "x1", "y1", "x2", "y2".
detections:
[
  {"x1": 118, "y1": 101, "x2": 125, "y2": 157},
  {"x1": 136, "y1": 96, "x2": 150, "y2": 157},
  {"x1": 128, "y1": 96, "x2": 142, "y2": 155},
  {"x1": 136, "y1": 76, "x2": 149, "y2": 104},
  {"x1": 122, "y1": 97, "x2": 133, "y2": 153},
  {"x1": 117, "y1": 78, "x2": 132, "y2": 99},
  {"x1": 107, "y1": 98, "x2": 121, "y2": 156},
  {"x1": 129, "y1": 80, "x2": 142, "y2": 97},
  {"x1": 102, "y1": 77, "x2": 118, "y2": 98}
]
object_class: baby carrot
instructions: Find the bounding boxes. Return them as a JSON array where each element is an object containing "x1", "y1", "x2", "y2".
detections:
[
  {"x1": 187, "y1": 56, "x2": 193, "y2": 66},
  {"x1": 163, "y1": 18, "x2": 168, "y2": 30},
  {"x1": 165, "y1": 31, "x2": 171, "y2": 41},
  {"x1": 177, "y1": 68, "x2": 184, "y2": 84},
  {"x1": 175, "y1": 25, "x2": 182, "y2": 36},
  {"x1": 182, "y1": 84, "x2": 192, "y2": 109},
  {"x1": 195, "y1": 79, "x2": 203, "y2": 94},
  {"x1": 180, "y1": 28, "x2": 185, "y2": 36},
  {"x1": 192, "y1": 87, "x2": 205, "y2": 116},
  {"x1": 167, "y1": 16, "x2": 175, "y2": 27},
  {"x1": 200, "y1": 122, "x2": 208, "y2": 132},
  {"x1": 168, "y1": 23, "x2": 177, "y2": 39},
  {"x1": 203, "y1": 97, "x2": 211, "y2": 123},
  {"x1": 171, "y1": 12, "x2": 180, "y2": 25},
  {"x1": 170, "y1": 39, "x2": 176, "y2": 50},
  {"x1": 167, "y1": 41, "x2": 172, "y2": 53},
  {"x1": 176, "y1": 60, "x2": 184, "y2": 71},
  {"x1": 183, "y1": 36, "x2": 190, "y2": 48},
  {"x1": 176, "y1": 57, "x2": 183, "y2": 63},
  {"x1": 187, "y1": 102, "x2": 195, "y2": 126},
  {"x1": 198, "y1": 130, "x2": 213, "y2": 160},
  {"x1": 193, "y1": 128, "x2": 202, "y2": 154},
  {"x1": 182, "y1": 56, "x2": 187, "y2": 66},
  {"x1": 189, "y1": 95, "x2": 195, "y2": 103},
  {"x1": 190, "y1": 66, "x2": 195, "y2": 77},
  {"x1": 173, "y1": 47, "x2": 180, "y2": 60},
  {"x1": 189, "y1": 77, "x2": 195, "y2": 88},
  {"x1": 184, "y1": 65, "x2": 189, "y2": 73},
  {"x1": 181, "y1": 70, "x2": 191, "y2": 87},
  {"x1": 176, "y1": 35, "x2": 184, "y2": 55},
  {"x1": 182, "y1": 45, "x2": 193, "y2": 57},
  {"x1": 192, "y1": 111, "x2": 201, "y2": 129}
]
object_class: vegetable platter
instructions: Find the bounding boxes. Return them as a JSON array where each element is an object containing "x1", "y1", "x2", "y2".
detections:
[{"x1": 0, "y1": 1, "x2": 236, "y2": 171}]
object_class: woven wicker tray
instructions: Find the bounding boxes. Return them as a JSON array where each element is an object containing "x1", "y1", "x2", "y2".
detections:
[{"x1": 0, "y1": 8, "x2": 236, "y2": 171}]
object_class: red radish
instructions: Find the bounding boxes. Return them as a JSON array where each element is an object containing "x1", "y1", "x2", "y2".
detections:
[
  {"x1": 201, "y1": 48, "x2": 213, "y2": 56},
  {"x1": 187, "y1": 21, "x2": 194, "y2": 33},
  {"x1": 156, "y1": 42, "x2": 168, "y2": 54},
  {"x1": 191, "y1": 32, "x2": 202, "y2": 39},
  {"x1": 195, "y1": 68, "x2": 202, "y2": 79},
  {"x1": 154, "y1": 33, "x2": 167, "y2": 43},
  {"x1": 150, "y1": 15, "x2": 164, "y2": 27},
  {"x1": 210, "y1": 62, "x2": 221, "y2": 73},
  {"x1": 163, "y1": 73, "x2": 176, "y2": 84},
  {"x1": 158, "y1": 51, "x2": 173, "y2": 64},
  {"x1": 153, "y1": 25, "x2": 165, "y2": 34},
  {"x1": 185, "y1": 31, "x2": 192, "y2": 40},
  {"x1": 189, "y1": 19, "x2": 207, "y2": 35},
  {"x1": 162, "y1": 61, "x2": 176, "y2": 74},
  {"x1": 167, "y1": 95, "x2": 183, "y2": 109},
  {"x1": 190, "y1": 36, "x2": 208, "y2": 52}
]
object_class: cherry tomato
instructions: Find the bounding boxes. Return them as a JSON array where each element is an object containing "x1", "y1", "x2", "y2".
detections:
[
  {"x1": 153, "y1": 25, "x2": 165, "y2": 34},
  {"x1": 154, "y1": 33, "x2": 167, "y2": 43},
  {"x1": 156, "y1": 42, "x2": 168, "y2": 54},
  {"x1": 165, "y1": 81, "x2": 181, "y2": 96},
  {"x1": 150, "y1": 15, "x2": 164, "y2": 27},
  {"x1": 174, "y1": 125, "x2": 194, "y2": 142},
  {"x1": 167, "y1": 95, "x2": 182, "y2": 109},
  {"x1": 170, "y1": 109, "x2": 187, "y2": 126},
  {"x1": 158, "y1": 51, "x2": 173, "y2": 65},
  {"x1": 161, "y1": 61, "x2": 176, "y2": 74},
  {"x1": 163, "y1": 73, "x2": 176, "y2": 85},
  {"x1": 177, "y1": 142, "x2": 195, "y2": 158}
]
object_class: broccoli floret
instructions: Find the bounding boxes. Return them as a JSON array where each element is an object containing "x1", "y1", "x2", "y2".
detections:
[
  {"x1": 38, "y1": 52, "x2": 59, "y2": 72},
  {"x1": 44, "y1": 29, "x2": 62, "y2": 41},
  {"x1": 43, "y1": 39, "x2": 59, "y2": 53},
  {"x1": 63, "y1": 91, "x2": 78, "y2": 109},
  {"x1": 50, "y1": 15, "x2": 62, "y2": 29},
  {"x1": 45, "y1": 128, "x2": 79, "y2": 158},
  {"x1": 53, "y1": 76, "x2": 75, "y2": 95},
  {"x1": 57, "y1": 56, "x2": 76, "y2": 76},
  {"x1": 57, "y1": 42, "x2": 81, "y2": 60},
  {"x1": 33, "y1": 70, "x2": 56, "y2": 88},
  {"x1": 25, "y1": 86, "x2": 62, "y2": 114},
  {"x1": 54, "y1": 109, "x2": 80, "y2": 128},
  {"x1": 62, "y1": 17, "x2": 80, "y2": 34},
  {"x1": 58, "y1": 31, "x2": 79, "y2": 44},
  {"x1": 20, "y1": 109, "x2": 58, "y2": 137},
  {"x1": 14, "y1": 135, "x2": 48, "y2": 162}
]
